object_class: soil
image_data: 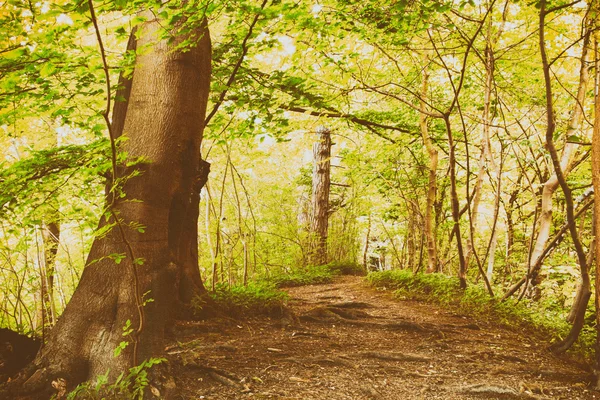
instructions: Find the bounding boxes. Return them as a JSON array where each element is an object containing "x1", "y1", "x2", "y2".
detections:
[{"x1": 169, "y1": 276, "x2": 598, "y2": 400}]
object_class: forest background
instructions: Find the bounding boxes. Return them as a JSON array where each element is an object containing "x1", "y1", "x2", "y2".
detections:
[{"x1": 2, "y1": 0, "x2": 600, "y2": 393}]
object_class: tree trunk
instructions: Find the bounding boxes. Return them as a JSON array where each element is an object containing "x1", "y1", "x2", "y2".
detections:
[
  {"x1": 465, "y1": 2, "x2": 508, "y2": 271},
  {"x1": 568, "y1": 233, "x2": 594, "y2": 323},
  {"x1": 444, "y1": 116, "x2": 468, "y2": 289},
  {"x1": 16, "y1": 16, "x2": 212, "y2": 397},
  {"x1": 212, "y1": 154, "x2": 229, "y2": 289},
  {"x1": 592, "y1": 33, "x2": 600, "y2": 388},
  {"x1": 527, "y1": 21, "x2": 590, "y2": 294},
  {"x1": 419, "y1": 60, "x2": 439, "y2": 274},
  {"x1": 309, "y1": 126, "x2": 332, "y2": 266},
  {"x1": 540, "y1": 2, "x2": 590, "y2": 354},
  {"x1": 406, "y1": 202, "x2": 416, "y2": 271},
  {"x1": 363, "y1": 214, "x2": 371, "y2": 269},
  {"x1": 503, "y1": 178, "x2": 521, "y2": 281},
  {"x1": 39, "y1": 130, "x2": 62, "y2": 332},
  {"x1": 486, "y1": 228, "x2": 498, "y2": 282},
  {"x1": 40, "y1": 220, "x2": 60, "y2": 328}
]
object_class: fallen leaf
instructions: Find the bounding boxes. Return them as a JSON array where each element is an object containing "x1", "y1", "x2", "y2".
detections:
[{"x1": 150, "y1": 386, "x2": 161, "y2": 397}]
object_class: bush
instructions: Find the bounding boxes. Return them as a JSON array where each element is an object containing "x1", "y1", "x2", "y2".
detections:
[
  {"x1": 368, "y1": 269, "x2": 460, "y2": 303},
  {"x1": 367, "y1": 270, "x2": 594, "y2": 357},
  {"x1": 326, "y1": 261, "x2": 366, "y2": 276},
  {"x1": 266, "y1": 265, "x2": 334, "y2": 288},
  {"x1": 205, "y1": 282, "x2": 288, "y2": 318}
]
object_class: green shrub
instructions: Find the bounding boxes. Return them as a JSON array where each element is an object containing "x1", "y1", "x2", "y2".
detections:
[
  {"x1": 64, "y1": 358, "x2": 164, "y2": 400},
  {"x1": 326, "y1": 261, "x2": 366, "y2": 276},
  {"x1": 367, "y1": 270, "x2": 461, "y2": 304},
  {"x1": 266, "y1": 265, "x2": 334, "y2": 288},
  {"x1": 206, "y1": 282, "x2": 288, "y2": 318},
  {"x1": 368, "y1": 270, "x2": 594, "y2": 357},
  {"x1": 260, "y1": 261, "x2": 364, "y2": 290}
]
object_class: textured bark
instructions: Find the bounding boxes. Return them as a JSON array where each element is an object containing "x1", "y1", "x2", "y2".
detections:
[
  {"x1": 592, "y1": 34, "x2": 600, "y2": 388},
  {"x1": 419, "y1": 61, "x2": 439, "y2": 274},
  {"x1": 177, "y1": 159, "x2": 211, "y2": 304},
  {"x1": 309, "y1": 127, "x2": 332, "y2": 266},
  {"x1": 15, "y1": 16, "x2": 212, "y2": 396}
]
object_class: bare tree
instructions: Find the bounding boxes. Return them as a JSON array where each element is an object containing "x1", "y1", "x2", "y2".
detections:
[{"x1": 309, "y1": 126, "x2": 332, "y2": 266}]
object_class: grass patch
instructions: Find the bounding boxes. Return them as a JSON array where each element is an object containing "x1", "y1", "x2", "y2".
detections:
[
  {"x1": 326, "y1": 261, "x2": 366, "y2": 276},
  {"x1": 195, "y1": 261, "x2": 366, "y2": 319},
  {"x1": 266, "y1": 265, "x2": 335, "y2": 288},
  {"x1": 367, "y1": 270, "x2": 594, "y2": 357},
  {"x1": 266, "y1": 261, "x2": 365, "y2": 288},
  {"x1": 196, "y1": 282, "x2": 289, "y2": 318},
  {"x1": 264, "y1": 261, "x2": 366, "y2": 288}
]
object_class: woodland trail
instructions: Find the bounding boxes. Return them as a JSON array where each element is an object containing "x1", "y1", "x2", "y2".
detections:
[{"x1": 170, "y1": 276, "x2": 597, "y2": 400}]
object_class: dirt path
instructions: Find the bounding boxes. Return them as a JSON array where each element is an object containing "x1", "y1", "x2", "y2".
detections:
[{"x1": 170, "y1": 276, "x2": 597, "y2": 399}]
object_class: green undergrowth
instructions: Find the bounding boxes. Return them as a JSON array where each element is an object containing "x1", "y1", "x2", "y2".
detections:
[
  {"x1": 197, "y1": 261, "x2": 364, "y2": 319},
  {"x1": 326, "y1": 261, "x2": 366, "y2": 276},
  {"x1": 203, "y1": 282, "x2": 289, "y2": 318},
  {"x1": 368, "y1": 270, "x2": 595, "y2": 357},
  {"x1": 64, "y1": 358, "x2": 164, "y2": 400},
  {"x1": 266, "y1": 261, "x2": 365, "y2": 288},
  {"x1": 265, "y1": 265, "x2": 334, "y2": 288}
]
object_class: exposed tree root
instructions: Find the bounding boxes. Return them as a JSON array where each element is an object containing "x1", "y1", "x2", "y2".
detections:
[
  {"x1": 316, "y1": 295, "x2": 343, "y2": 300},
  {"x1": 381, "y1": 321, "x2": 430, "y2": 332},
  {"x1": 359, "y1": 385, "x2": 383, "y2": 399},
  {"x1": 357, "y1": 351, "x2": 431, "y2": 362},
  {"x1": 299, "y1": 306, "x2": 373, "y2": 322},
  {"x1": 456, "y1": 383, "x2": 541, "y2": 399},
  {"x1": 290, "y1": 331, "x2": 329, "y2": 339},
  {"x1": 438, "y1": 323, "x2": 480, "y2": 331},
  {"x1": 329, "y1": 301, "x2": 375, "y2": 309},
  {"x1": 283, "y1": 355, "x2": 356, "y2": 368},
  {"x1": 187, "y1": 363, "x2": 242, "y2": 388}
]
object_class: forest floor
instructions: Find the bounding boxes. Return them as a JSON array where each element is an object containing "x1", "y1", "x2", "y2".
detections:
[{"x1": 169, "y1": 276, "x2": 598, "y2": 400}]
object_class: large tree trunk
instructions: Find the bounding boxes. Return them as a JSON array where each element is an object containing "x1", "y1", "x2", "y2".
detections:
[
  {"x1": 14, "y1": 15, "x2": 212, "y2": 397},
  {"x1": 309, "y1": 126, "x2": 332, "y2": 266}
]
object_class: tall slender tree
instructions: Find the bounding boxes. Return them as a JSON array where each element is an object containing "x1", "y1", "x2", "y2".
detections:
[{"x1": 309, "y1": 126, "x2": 332, "y2": 266}]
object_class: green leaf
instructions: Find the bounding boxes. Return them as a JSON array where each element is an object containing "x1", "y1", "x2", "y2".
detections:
[{"x1": 113, "y1": 340, "x2": 129, "y2": 357}]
